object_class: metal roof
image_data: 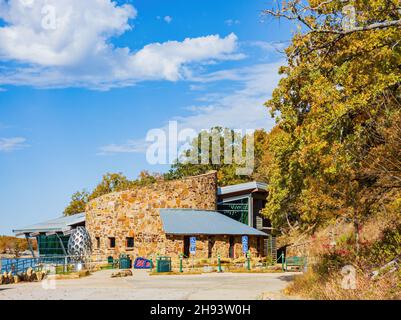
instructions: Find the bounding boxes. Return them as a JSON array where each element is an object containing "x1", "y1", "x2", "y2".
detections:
[
  {"x1": 217, "y1": 181, "x2": 268, "y2": 196},
  {"x1": 159, "y1": 209, "x2": 267, "y2": 236},
  {"x1": 13, "y1": 213, "x2": 86, "y2": 235}
]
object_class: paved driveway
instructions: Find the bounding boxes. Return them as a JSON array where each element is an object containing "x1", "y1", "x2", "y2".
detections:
[{"x1": 0, "y1": 270, "x2": 298, "y2": 300}]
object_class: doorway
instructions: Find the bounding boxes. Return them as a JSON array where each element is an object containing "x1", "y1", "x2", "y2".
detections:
[
  {"x1": 208, "y1": 237, "x2": 215, "y2": 258},
  {"x1": 183, "y1": 236, "x2": 190, "y2": 257},
  {"x1": 229, "y1": 236, "x2": 235, "y2": 258}
]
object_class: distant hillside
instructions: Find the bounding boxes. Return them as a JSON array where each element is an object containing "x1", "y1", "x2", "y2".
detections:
[{"x1": 0, "y1": 236, "x2": 37, "y2": 256}]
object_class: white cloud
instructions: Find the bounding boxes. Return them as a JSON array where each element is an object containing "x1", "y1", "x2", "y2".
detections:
[
  {"x1": 0, "y1": 137, "x2": 27, "y2": 152},
  {"x1": 225, "y1": 19, "x2": 240, "y2": 26},
  {"x1": 0, "y1": 0, "x2": 241, "y2": 89},
  {"x1": 164, "y1": 16, "x2": 172, "y2": 24},
  {"x1": 97, "y1": 139, "x2": 147, "y2": 155},
  {"x1": 248, "y1": 41, "x2": 288, "y2": 53},
  {"x1": 99, "y1": 61, "x2": 284, "y2": 155},
  {"x1": 175, "y1": 61, "x2": 284, "y2": 131}
]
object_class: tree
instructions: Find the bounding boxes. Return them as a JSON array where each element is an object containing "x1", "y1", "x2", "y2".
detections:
[
  {"x1": 64, "y1": 171, "x2": 162, "y2": 215},
  {"x1": 262, "y1": 0, "x2": 401, "y2": 245},
  {"x1": 63, "y1": 191, "x2": 89, "y2": 216},
  {"x1": 164, "y1": 127, "x2": 269, "y2": 186}
]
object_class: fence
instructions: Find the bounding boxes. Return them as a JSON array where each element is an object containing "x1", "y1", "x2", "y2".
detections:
[{"x1": 1, "y1": 255, "x2": 108, "y2": 275}]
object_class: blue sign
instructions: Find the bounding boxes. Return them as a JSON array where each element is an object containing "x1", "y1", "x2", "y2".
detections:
[
  {"x1": 242, "y1": 236, "x2": 248, "y2": 253},
  {"x1": 190, "y1": 237, "x2": 196, "y2": 254}
]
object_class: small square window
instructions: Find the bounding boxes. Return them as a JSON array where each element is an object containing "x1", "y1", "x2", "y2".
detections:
[
  {"x1": 109, "y1": 237, "x2": 116, "y2": 248},
  {"x1": 95, "y1": 237, "x2": 100, "y2": 249},
  {"x1": 126, "y1": 237, "x2": 134, "y2": 248}
]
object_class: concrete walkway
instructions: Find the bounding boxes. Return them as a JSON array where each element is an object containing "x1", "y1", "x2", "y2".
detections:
[{"x1": 0, "y1": 269, "x2": 299, "y2": 300}]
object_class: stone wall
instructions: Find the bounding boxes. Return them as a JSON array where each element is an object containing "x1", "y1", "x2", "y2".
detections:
[
  {"x1": 86, "y1": 172, "x2": 218, "y2": 260},
  {"x1": 166, "y1": 234, "x2": 260, "y2": 259}
]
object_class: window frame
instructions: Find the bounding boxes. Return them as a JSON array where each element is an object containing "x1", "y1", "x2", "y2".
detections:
[
  {"x1": 109, "y1": 237, "x2": 116, "y2": 248},
  {"x1": 126, "y1": 237, "x2": 134, "y2": 248}
]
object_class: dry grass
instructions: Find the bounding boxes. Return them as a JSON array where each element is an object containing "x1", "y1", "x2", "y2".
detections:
[
  {"x1": 286, "y1": 269, "x2": 401, "y2": 300},
  {"x1": 283, "y1": 200, "x2": 401, "y2": 300}
]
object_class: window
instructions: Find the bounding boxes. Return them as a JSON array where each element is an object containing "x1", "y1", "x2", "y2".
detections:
[
  {"x1": 95, "y1": 237, "x2": 100, "y2": 249},
  {"x1": 109, "y1": 237, "x2": 116, "y2": 248},
  {"x1": 126, "y1": 237, "x2": 134, "y2": 248},
  {"x1": 217, "y1": 197, "x2": 249, "y2": 225}
]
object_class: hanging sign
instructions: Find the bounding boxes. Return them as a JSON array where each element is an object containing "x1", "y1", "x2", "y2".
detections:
[
  {"x1": 190, "y1": 237, "x2": 196, "y2": 255},
  {"x1": 242, "y1": 235, "x2": 249, "y2": 253}
]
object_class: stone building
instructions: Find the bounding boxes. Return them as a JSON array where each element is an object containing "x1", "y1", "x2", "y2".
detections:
[
  {"x1": 86, "y1": 172, "x2": 266, "y2": 260},
  {"x1": 14, "y1": 172, "x2": 270, "y2": 260}
]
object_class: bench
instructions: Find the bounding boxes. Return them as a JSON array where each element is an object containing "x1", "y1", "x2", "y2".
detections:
[{"x1": 285, "y1": 256, "x2": 306, "y2": 271}]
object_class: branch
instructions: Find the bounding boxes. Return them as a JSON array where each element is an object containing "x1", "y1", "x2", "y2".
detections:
[
  {"x1": 312, "y1": 19, "x2": 401, "y2": 35},
  {"x1": 263, "y1": 7, "x2": 401, "y2": 35}
]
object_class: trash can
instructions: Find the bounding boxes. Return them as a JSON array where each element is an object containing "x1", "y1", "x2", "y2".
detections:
[
  {"x1": 156, "y1": 256, "x2": 171, "y2": 273},
  {"x1": 119, "y1": 254, "x2": 132, "y2": 269}
]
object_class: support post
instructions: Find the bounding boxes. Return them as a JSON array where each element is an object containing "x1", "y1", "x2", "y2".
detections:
[
  {"x1": 55, "y1": 233, "x2": 67, "y2": 256},
  {"x1": 179, "y1": 254, "x2": 183, "y2": 273},
  {"x1": 156, "y1": 255, "x2": 159, "y2": 273},
  {"x1": 282, "y1": 253, "x2": 285, "y2": 272},
  {"x1": 247, "y1": 251, "x2": 251, "y2": 270},
  {"x1": 25, "y1": 233, "x2": 35, "y2": 258}
]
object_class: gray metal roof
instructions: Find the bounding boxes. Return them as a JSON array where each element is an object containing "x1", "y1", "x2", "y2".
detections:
[
  {"x1": 13, "y1": 213, "x2": 86, "y2": 235},
  {"x1": 217, "y1": 181, "x2": 268, "y2": 196},
  {"x1": 159, "y1": 209, "x2": 267, "y2": 236}
]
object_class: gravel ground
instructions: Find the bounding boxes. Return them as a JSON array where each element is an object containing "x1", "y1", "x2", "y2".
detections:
[{"x1": 0, "y1": 269, "x2": 299, "y2": 300}]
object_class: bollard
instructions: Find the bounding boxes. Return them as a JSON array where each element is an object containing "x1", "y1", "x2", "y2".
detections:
[
  {"x1": 281, "y1": 253, "x2": 285, "y2": 272},
  {"x1": 179, "y1": 254, "x2": 183, "y2": 273},
  {"x1": 156, "y1": 255, "x2": 159, "y2": 273},
  {"x1": 246, "y1": 251, "x2": 251, "y2": 271},
  {"x1": 217, "y1": 255, "x2": 222, "y2": 273}
]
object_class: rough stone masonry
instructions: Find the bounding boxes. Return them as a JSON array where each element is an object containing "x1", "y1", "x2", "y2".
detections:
[{"x1": 86, "y1": 171, "x2": 260, "y2": 261}]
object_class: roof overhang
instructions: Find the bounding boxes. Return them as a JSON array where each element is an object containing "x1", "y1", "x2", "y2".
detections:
[
  {"x1": 13, "y1": 213, "x2": 86, "y2": 236},
  {"x1": 217, "y1": 181, "x2": 268, "y2": 197}
]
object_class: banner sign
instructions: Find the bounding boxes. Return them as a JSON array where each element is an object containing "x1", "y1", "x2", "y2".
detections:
[
  {"x1": 242, "y1": 235, "x2": 248, "y2": 253},
  {"x1": 190, "y1": 237, "x2": 196, "y2": 254}
]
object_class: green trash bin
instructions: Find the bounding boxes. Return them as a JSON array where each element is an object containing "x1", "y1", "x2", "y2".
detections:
[
  {"x1": 156, "y1": 256, "x2": 171, "y2": 273},
  {"x1": 119, "y1": 254, "x2": 132, "y2": 269}
]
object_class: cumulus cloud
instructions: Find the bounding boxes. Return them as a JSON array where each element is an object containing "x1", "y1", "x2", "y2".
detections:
[
  {"x1": 164, "y1": 16, "x2": 172, "y2": 24},
  {"x1": 0, "y1": 0, "x2": 241, "y2": 89},
  {"x1": 0, "y1": 137, "x2": 27, "y2": 152}
]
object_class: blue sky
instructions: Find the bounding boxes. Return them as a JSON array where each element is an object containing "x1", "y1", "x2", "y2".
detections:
[{"x1": 0, "y1": 0, "x2": 294, "y2": 235}]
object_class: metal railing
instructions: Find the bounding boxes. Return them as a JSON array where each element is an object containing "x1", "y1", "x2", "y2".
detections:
[{"x1": 1, "y1": 255, "x2": 109, "y2": 275}]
